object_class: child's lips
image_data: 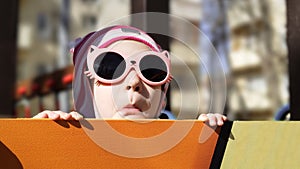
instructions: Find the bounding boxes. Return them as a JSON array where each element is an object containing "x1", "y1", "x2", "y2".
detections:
[{"x1": 119, "y1": 104, "x2": 142, "y2": 116}]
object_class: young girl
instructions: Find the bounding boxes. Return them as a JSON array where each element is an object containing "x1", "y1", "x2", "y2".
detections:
[{"x1": 34, "y1": 25, "x2": 226, "y2": 126}]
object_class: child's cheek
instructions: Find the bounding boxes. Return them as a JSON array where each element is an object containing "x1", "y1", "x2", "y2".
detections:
[{"x1": 94, "y1": 85, "x2": 117, "y2": 118}]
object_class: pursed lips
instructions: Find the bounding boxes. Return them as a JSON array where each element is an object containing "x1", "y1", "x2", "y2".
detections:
[{"x1": 119, "y1": 104, "x2": 142, "y2": 115}]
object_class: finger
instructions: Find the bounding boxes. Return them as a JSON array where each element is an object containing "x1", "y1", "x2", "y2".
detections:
[
  {"x1": 33, "y1": 111, "x2": 49, "y2": 119},
  {"x1": 70, "y1": 111, "x2": 83, "y2": 120},
  {"x1": 33, "y1": 110, "x2": 57, "y2": 119},
  {"x1": 47, "y1": 111, "x2": 61, "y2": 120},
  {"x1": 53, "y1": 111, "x2": 72, "y2": 120},
  {"x1": 207, "y1": 114, "x2": 217, "y2": 126},
  {"x1": 215, "y1": 114, "x2": 224, "y2": 126},
  {"x1": 198, "y1": 114, "x2": 209, "y2": 121},
  {"x1": 222, "y1": 115, "x2": 228, "y2": 121}
]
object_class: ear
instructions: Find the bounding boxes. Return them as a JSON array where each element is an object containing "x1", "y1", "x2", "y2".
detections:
[
  {"x1": 161, "y1": 50, "x2": 170, "y2": 58},
  {"x1": 89, "y1": 45, "x2": 98, "y2": 54}
]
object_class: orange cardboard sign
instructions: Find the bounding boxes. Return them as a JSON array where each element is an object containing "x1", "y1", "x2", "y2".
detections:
[{"x1": 0, "y1": 119, "x2": 219, "y2": 169}]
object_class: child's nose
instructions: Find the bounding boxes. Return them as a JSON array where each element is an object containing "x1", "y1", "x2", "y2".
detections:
[{"x1": 126, "y1": 72, "x2": 142, "y2": 92}]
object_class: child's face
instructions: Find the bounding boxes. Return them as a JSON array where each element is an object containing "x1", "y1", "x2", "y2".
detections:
[{"x1": 93, "y1": 40, "x2": 163, "y2": 119}]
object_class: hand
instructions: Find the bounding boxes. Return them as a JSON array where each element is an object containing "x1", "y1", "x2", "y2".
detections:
[
  {"x1": 33, "y1": 110, "x2": 83, "y2": 120},
  {"x1": 198, "y1": 113, "x2": 227, "y2": 126}
]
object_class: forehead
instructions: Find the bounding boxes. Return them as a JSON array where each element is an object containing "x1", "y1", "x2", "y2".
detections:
[{"x1": 107, "y1": 40, "x2": 152, "y2": 56}]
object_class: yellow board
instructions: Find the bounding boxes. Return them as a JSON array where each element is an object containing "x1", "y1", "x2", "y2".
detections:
[
  {"x1": 221, "y1": 121, "x2": 300, "y2": 169},
  {"x1": 0, "y1": 119, "x2": 219, "y2": 169}
]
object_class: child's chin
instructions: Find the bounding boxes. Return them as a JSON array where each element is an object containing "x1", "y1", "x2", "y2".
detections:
[
  {"x1": 123, "y1": 113, "x2": 147, "y2": 119},
  {"x1": 111, "y1": 111, "x2": 146, "y2": 119}
]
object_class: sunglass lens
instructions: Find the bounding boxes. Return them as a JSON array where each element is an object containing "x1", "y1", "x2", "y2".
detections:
[
  {"x1": 140, "y1": 55, "x2": 168, "y2": 83},
  {"x1": 93, "y1": 52, "x2": 125, "y2": 80}
]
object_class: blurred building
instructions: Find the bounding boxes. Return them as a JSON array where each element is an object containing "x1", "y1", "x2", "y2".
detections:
[{"x1": 226, "y1": 0, "x2": 288, "y2": 119}]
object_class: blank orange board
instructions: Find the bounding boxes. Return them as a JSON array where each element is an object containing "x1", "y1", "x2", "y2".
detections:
[{"x1": 0, "y1": 119, "x2": 220, "y2": 169}]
